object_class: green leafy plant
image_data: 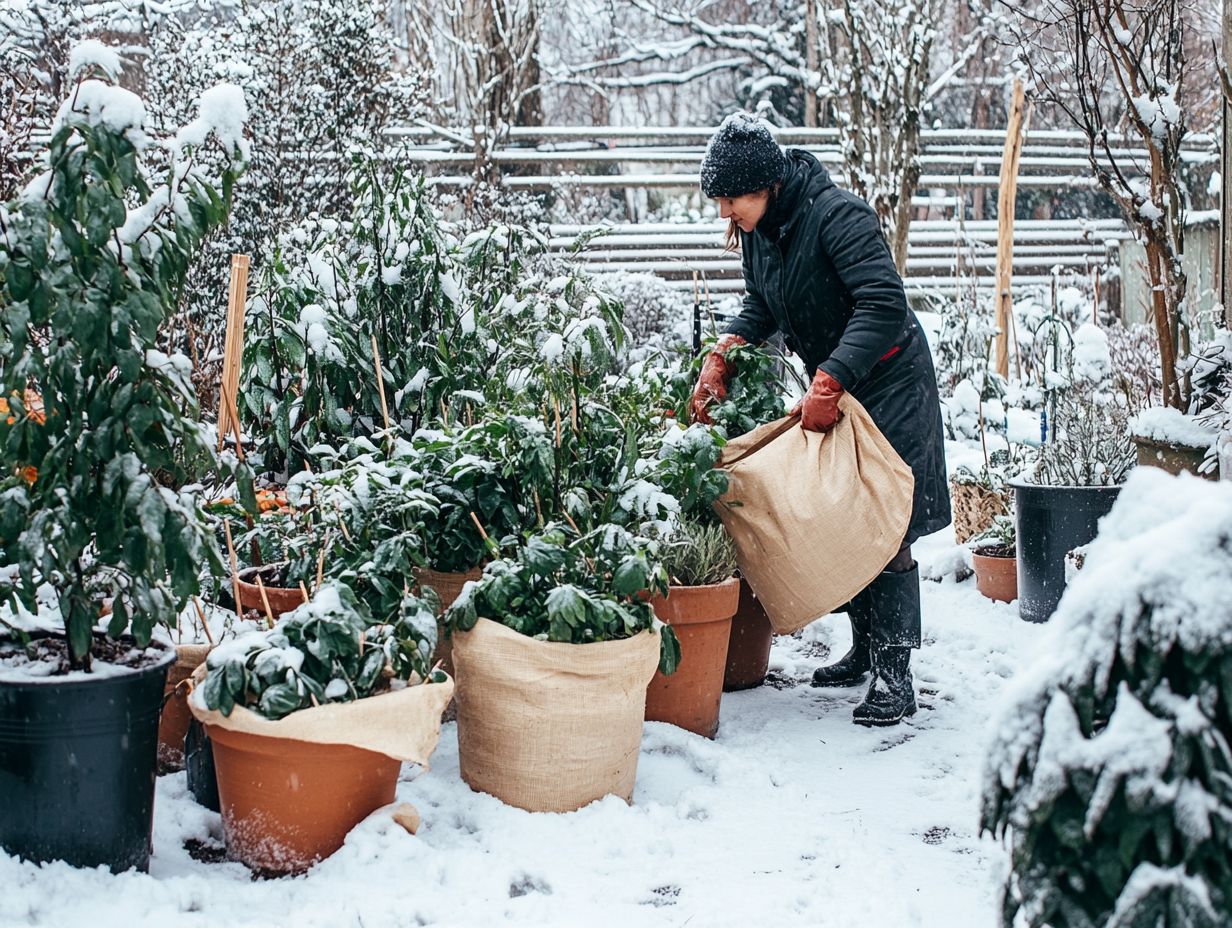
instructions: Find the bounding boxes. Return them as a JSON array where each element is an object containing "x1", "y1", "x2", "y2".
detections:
[
  {"x1": 446, "y1": 523, "x2": 680, "y2": 674},
  {"x1": 971, "y1": 515, "x2": 1016, "y2": 558},
  {"x1": 0, "y1": 65, "x2": 250, "y2": 668},
  {"x1": 669, "y1": 338, "x2": 787, "y2": 440},
  {"x1": 198, "y1": 581, "x2": 444, "y2": 721},
  {"x1": 980, "y1": 474, "x2": 1232, "y2": 927}
]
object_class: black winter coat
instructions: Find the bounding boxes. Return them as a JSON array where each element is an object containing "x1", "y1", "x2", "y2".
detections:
[{"x1": 725, "y1": 149, "x2": 950, "y2": 544}]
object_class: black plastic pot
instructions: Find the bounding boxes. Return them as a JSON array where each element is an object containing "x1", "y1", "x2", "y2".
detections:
[
  {"x1": 1013, "y1": 481, "x2": 1121, "y2": 623},
  {"x1": 184, "y1": 717, "x2": 220, "y2": 812},
  {"x1": 0, "y1": 637, "x2": 175, "y2": 872}
]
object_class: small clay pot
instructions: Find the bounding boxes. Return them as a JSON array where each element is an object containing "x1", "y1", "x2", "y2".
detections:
[
  {"x1": 415, "y1": 565, "x2": 484, "y2": 678},
  {"x1": 207, "y1": 724, "x2": 400, "y2": 875},
  {"x1": 973, "y1": 547, "x2": 1018, "y2": 603},
  {"x1": 157, "y1": 643, "x2": 211, "y2": 772},
  {"x1": 646, "y1": 577, "x2": 740, "y2": 739},
  {"x1": 723, "y1": 578, "x2": 774, "y2": 691},
  {"x1": 235, "y1": 564, "x2": 306, "y2": 618}
]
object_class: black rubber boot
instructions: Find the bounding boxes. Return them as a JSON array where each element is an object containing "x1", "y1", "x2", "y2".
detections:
[
  {"x1": 811, "y1": 595, "x2": 871, "y2": 688},
  {"x1": 852, "y1": 564, "x2": 921, "y2": 727},
  {"x1": 853, "y1": 646, "x2": 917, "y2": 726}
]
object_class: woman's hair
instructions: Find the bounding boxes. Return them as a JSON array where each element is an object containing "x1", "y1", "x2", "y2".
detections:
[
  {"x1": 723, "y1": 218, "x2": 741, "y2": 253},
  {"x1": 721, "y1": 185, "x2": 778, "y2": 253}
]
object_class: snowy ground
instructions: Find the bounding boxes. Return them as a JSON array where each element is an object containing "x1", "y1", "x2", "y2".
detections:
[{"x1": 0, "y1": 525, "x2": 1048, "y2": 928}]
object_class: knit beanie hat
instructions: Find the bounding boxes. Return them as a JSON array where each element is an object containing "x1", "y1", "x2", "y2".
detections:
[{"x1": 700, "y1": 112, "x2": 787, "y2": 198}]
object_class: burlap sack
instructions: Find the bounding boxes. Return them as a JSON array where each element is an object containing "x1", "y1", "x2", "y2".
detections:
[
  {"x1": 714, "y1": 394, "x2": 914, "y2": 635},
  {"x1": 452, "y1": 618, "x2": 660, "y2": 813},
  {"x1": 188, "y1": 666, "x2": 454, "y2": 765}
]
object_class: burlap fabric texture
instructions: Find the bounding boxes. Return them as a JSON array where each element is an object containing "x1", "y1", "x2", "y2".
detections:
[
  {"x1": 714, "y1": 394, "x2": 914, "y2": 635},
  {"x1": 188, "y1": 664, "x2": 454, "y2": 765},
  {"x1": 451, "y1": 617, "x2": 660, "y2": 813}
]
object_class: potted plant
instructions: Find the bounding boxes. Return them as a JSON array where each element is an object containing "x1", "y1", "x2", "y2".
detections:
[
  {"x1": 670, "y1": 338, "x2": 788, "y2": 691},
  {"x1": 406, "y1": 416, "x2": 549, "y2": 673},
  {"x1": 190, "y1": 581, "x2": 451, "y2": 874},
  {"x1": 646, "y1": 520, "x2": 739, "y2": 737},
  {"x1": 1129, "y1": 333, "x2": 1231, "y2": 479},
  {"x1": 446, "y1": 522, "x2": 679, "y2": 813},
  {"x1": 969, "y1": 515, "x2": 1017, "y2": 604},
  {"x1": 0, "y1": 60, "x2": 246, "y2": 870},
  {"x1": 1013, "y1": 388, "x2": 1133, "y2": 622}
]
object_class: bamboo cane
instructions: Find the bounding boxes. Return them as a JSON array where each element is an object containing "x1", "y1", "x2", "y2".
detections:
[
  {"x1": 222, "y1": 520, "x2": 244, "y2": 621},
  {"x1": 370, "y1": 334, "x2": 392, "y2": 439},
  {"x1": 218, "y1": 255, "x2": 250, "y2": 451},
  {"x1": 993, "y1": 81, "x2": 1027, "y2": 380},
  {"x1": 191, "y1": 596, "x2": 215, "y2": 646},
  {"x1": 253, "y1": 574, "x2": 276, "y2": 629}
]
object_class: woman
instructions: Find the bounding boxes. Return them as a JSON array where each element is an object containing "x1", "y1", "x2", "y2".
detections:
[{"x1": 691, "y1": 113, "x2": 950, "y2": 727}]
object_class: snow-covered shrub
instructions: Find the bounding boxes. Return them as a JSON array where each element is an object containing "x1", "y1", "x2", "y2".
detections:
[
  {"x1": 402, "y1": 416, "x2": 553, "y2": 573},
  {"x1": 142, "y1": 0, "x2": 429, "y2": 404},
  {"x1": 242, "y1": 168, "x2": 626, "y2": 475},
  {"x1": 981, "y1": 469, "x2": 1232, "y2": 928},
  {"x1": 0, "y1": 57, "x2": 249, "y2": 667},
  {"x1": 595, "y1": 271, "x2": 690, "y2": 347},
  {"x1": 198, "y1": 581, "x2": 445, "y2": 720},
  {"x1": 446, "y1": 522, "x2": 680, "y2": 674}
]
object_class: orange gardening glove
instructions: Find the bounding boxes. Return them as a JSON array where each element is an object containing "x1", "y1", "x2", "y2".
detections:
[
  {"x1": 689, "y1": 334, "x2": 747, "y2": 425},
  {"x1": 792, "y1": 369, "x2": 844, "y2": 433}
]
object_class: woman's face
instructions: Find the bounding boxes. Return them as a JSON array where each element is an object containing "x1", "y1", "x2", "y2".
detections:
[{"x1": 715, "y1": 190, "x2": 771, "y2": 233}]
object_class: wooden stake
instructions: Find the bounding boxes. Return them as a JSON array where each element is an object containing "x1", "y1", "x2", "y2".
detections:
[
  {"x1": 370, "y1": 334, "x2": 392, "y2": 438},
  {"x1": 253, "y1": 575, "x2": 276, "y2": 629},
  {"x1": 218, "y1": 254, "x2": 250, "y2": 451},
  {"x1": 299, "y1": 581, "x2": 311, "y2": 605},
  {"x1": 221, "y1": 521, "x2": 244, "y2": 621},
  {"x1": 218, "y1": 381, "x2": 246, "y2": 461},
  {"x1": 191, "y1": 596, "x2": 215, "y2": 646},
  {"x1": 993, "y1": 80, "x2": 1027, "y2": 380}
]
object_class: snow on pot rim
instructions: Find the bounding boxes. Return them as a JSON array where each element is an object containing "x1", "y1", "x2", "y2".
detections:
[{"x1": 0, "y1": 634, "x2": 175, "y2": 685}]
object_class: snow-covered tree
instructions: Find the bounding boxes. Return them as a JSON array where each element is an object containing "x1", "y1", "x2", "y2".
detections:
[
  {"x1": 981, "y1": 468, "x2": 1232, "y2": 927},
  {"x1": 1009, "y1": 0, "x2": 1193, "y2": 410}
]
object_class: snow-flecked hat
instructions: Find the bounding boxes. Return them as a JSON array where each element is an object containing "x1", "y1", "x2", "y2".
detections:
[{"x1": 700, "y1": 112, "x2": 787, "y2": 198}]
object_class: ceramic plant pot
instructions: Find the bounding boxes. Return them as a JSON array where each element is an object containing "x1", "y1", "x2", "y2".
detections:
[
  {"x1": 646, "y1": 577, "x2": 740, "y2": 738},
  {"x1": 1132, "y1": 435, "x2": 1215, "y2": 480},
  {"x1": 972, "y1": 547, "x2": 1018, "y2": 603},
  {"x1": 157, "y1": 643, "x2": 211, "y2": 772},
  {"x1": 234, "y1": 564, "x2": 307, "y2": 619},
  {"x1": 206, "y1": 724, "x2": 400, "y2": 875},
  {"x1": 723, "y1": 578, "x2": 774, "y2": 691},
  {"x1": 416, "y1": 565, "x2": 484, "y2": 678}
]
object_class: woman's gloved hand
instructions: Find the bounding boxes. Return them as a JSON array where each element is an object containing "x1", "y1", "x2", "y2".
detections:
[
  {"x1": 690, "y1": 334, "x2": 747, "y2": 424},
  {"x1": 792, "y1": 369, "x2": 844, "y2": 432}
]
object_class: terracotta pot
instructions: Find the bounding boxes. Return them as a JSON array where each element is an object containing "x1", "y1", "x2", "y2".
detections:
[
  {"x1": 1132, "y1": 435, "x2": 1216, "y2": 480},
  {"x1": 646, "y1": 577, "x2": 740, "y2": 739},
  {"x1": 723, "y1": 578, "x2": 774, "y2": 691},
  {"x1": 416, "y1": 565, "x2": 484, "y2": 678},
  {"x1": 157, "y1": 643, "x2": 211, "y2": 772},
  {"x1": 206, "y1": 724, "x2": 400, "y2": 874},
  {"x1": 235, "y1": 564, "x2": 306, "y2": 618},
  {"x1": 973, "y1": 548, "x2": 1018, "y2": 603}
]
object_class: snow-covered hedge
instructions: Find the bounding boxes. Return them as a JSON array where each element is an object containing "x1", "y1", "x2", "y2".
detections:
[{"x1": 980, "y1": 469, "x2": 1232, "y2": 927}]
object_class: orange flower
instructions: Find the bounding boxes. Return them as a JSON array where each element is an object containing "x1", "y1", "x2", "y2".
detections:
[{"x1": 20, "y1": 466, "x2": 37, "y2": 485}]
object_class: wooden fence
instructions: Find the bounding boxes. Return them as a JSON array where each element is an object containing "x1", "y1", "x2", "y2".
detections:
[{"x1": 386, "y1": 125, "x2": 1218, "y2": 302}]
